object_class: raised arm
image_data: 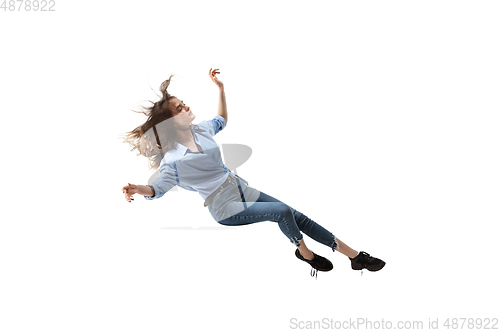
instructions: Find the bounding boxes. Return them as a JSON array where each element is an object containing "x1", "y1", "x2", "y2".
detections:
[{"x1": 209, "y1": 68, "x2": 227, "y2": 123}]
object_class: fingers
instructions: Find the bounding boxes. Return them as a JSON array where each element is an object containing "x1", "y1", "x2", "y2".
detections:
[
  {"x1": 122, "y1": 183, "x2": 135, "y2": 202},
  {"x1": 123, "y1": 190, "x2": 133, "y2": 202},
  {"x1": 123, "y1": 189, "x2": 131, "y2": 202},
  {"x1": 209, "y1": 68, "x2": 220, "y2": 77},
  {"x1": 124, "y1": 191, "x2": 134, "y2": 202},
  {"x1": 121, "y1": 183, "x2": 131, "y2": 192}
]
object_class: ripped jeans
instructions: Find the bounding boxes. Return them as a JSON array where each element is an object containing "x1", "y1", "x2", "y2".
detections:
[{"x1": 207, "y1": 173, "x2": 338, "y2": 251}]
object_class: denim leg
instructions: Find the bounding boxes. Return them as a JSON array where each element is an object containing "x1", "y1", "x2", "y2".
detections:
[
  {"x1": 217, "y1": 195, "x2": 303, "y2": 246},
  {"x1": 254, "y1": 191, "x2": 338, "y2": 252}
]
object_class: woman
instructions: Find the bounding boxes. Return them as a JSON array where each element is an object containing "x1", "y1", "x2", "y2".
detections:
[{"x1": 121, "y1": 68, "x2": 385, "y2": 278}]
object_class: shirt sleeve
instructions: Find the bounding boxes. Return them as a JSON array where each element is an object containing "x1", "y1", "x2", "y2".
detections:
[
  {"x1": 144, "y1": 162, "x2": 177, "y2": 200},
  {"x1": 195, "y1": 115, "x2": 227, "y2": 136},
  {"x1": 211, "y1": 115, "x2": 227, "y2": 136}
]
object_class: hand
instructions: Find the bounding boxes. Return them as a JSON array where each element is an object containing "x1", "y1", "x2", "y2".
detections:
[
  {"x1": 122, "y1": 183, "x2": 137, "y2": 202},
  {"x1": 209, "y1": 68, "x2": 224, "y2": 90}
]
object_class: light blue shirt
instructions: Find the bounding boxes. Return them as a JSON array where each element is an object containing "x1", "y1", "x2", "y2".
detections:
[{"x1": 145, "y1": 115, "x2": 247, "y2": 201}]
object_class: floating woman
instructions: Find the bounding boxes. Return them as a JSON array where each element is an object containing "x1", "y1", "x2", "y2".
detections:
[{"x1": 121, "y1": 68, "x2": 385, "y2": 278}]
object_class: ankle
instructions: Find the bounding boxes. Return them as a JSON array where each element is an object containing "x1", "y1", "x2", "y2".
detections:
[{"x1": 299, "y1": 248, "x2": 314, "y2": 261}]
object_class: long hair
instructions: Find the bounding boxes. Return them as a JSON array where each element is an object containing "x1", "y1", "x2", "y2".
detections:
[{"x1": 121, "y1": 75, "x2": 198, "y2": 170}]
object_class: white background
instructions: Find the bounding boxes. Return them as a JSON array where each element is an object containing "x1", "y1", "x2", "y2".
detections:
[{"x1": 1, "y1": 1, "x2": 499, "y2": 332}]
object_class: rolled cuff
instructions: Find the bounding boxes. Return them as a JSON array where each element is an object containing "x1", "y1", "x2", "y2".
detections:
[
  {"x1": 144, "y1": 185, "x2": 156, "y2": 200},
  {"x1": 331, "y1": 235, "x2": 338, "y2": 252}
]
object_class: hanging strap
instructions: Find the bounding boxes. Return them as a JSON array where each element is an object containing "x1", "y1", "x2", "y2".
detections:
[
  {"x1": 152, "y1": 125, "x2": 162, "y2": 150},
  {"x1": 311, "y1": 268, "x2": 318, "y2": 280},
  {"x1": 152, "y1": 125, "x2": 164, "y2": 159},
  {"x1": 234, "y1": 176, "x2": 247, "y2": 209}
]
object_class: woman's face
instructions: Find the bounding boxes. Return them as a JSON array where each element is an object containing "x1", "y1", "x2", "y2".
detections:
[{"x1": 169, "y1": 97, "x2": 196, "y2": 128}]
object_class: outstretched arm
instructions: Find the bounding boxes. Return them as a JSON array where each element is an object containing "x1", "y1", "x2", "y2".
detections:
[
  {"x1": 122, "y1": 183, "x2": 154, "y2": 202},
  {"x1": 209, "y1": 68, "x2": 227, "y2": 123}
]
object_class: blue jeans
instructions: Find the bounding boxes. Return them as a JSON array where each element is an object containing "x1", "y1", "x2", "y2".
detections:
[{"x1": 207, "y1": 173, "x2": 338, "y2": 251}]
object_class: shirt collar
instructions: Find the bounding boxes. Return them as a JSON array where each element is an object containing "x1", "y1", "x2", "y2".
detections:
[
  {"x1": 172, "y1": 125, "x2": 201, "y2": 156},
  {"x1": 174, "y1": 142, "x2": 190, "y2": 156}
]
